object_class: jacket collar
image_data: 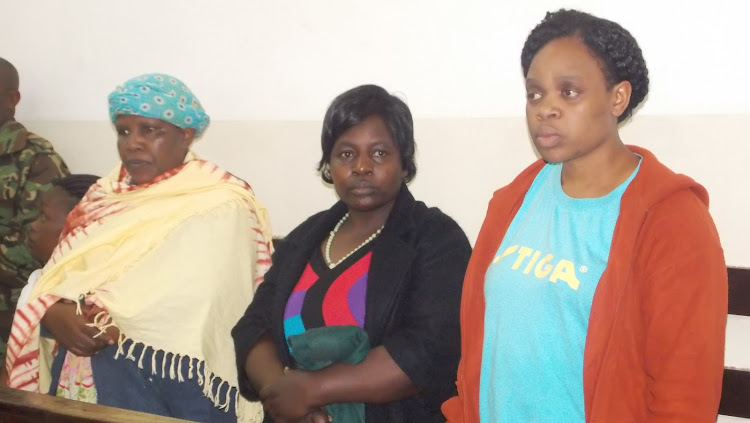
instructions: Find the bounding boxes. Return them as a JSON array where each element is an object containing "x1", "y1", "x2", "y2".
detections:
[{"x1": 278, "y1": 183, "x2": 418, "y2": 346}]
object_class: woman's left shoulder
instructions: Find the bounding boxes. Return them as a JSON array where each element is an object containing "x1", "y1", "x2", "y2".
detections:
[
  {"x1": 410, "y1": 201, "x2": 458, "y2": 227},
  {"x1": 645, "y1": 188, "x2": 718, "y2": 238},
  {"x1": 635, "y1": 187, "x2": 723, "y2": 269},
  {"x1": 408, "y1": 202, "x2": 470, "y2": 247}
]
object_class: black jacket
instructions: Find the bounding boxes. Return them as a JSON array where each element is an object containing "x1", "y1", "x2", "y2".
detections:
[{"x1": 232, "y1": 184, "x2": 471, "y2": 422}]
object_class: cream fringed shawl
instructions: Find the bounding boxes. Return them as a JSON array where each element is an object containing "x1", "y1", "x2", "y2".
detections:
[{"x1": 4, "y1": 156, "x2": 270, "y2": 423}]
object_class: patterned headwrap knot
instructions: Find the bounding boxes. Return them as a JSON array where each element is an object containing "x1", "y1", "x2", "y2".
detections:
[{"x1": 107, "y1": 73, "x2": 210, "y2": 137}]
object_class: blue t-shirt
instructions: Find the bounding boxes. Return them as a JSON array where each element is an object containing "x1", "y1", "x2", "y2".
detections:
[{"x1": 479, "y1": 160, "x2": 640, "y2": 423}]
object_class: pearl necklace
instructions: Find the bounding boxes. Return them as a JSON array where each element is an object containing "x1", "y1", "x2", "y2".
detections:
[{"x1": 325, "y1": 212, "x2": 384, "y2": 269}]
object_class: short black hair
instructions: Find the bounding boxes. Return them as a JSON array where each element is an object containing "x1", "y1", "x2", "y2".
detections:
[
  {"x1": 0, "y1": 57, "x2": 19, "y2": 91},
  {"x1": 521, "y1": 9, "x2": 649, "y2": 122},
  {"x1": 52, "y1": 174, "x2": 100, "y2": 201},
  {"x1": 318, "y1": 84, "x2": 416, "y2": 183}
]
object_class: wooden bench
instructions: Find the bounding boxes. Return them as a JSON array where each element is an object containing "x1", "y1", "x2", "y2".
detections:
[
  {"x1": 0, "y1": 385, "x2": 192, "y2": 423},
  {"x1": 719, "y1": 266, "x2": 750, "y2": 420}
]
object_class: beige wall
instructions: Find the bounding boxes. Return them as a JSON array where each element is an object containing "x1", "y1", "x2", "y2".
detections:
[{"x1": 27, "y1": 114, "x2": 749, "y2": 267}]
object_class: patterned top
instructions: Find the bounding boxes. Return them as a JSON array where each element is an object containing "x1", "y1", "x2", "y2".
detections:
[
  {"x1": 0, "y1": 120, "x2": 69, "y2": 290},
  {"x1": 283, "y1": 246, "x2": 372, "y2": 346}
]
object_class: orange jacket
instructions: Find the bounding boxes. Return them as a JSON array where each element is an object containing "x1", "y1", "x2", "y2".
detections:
[{"x1": 442, "y1": 146, "x2": 727, "y2": 423}]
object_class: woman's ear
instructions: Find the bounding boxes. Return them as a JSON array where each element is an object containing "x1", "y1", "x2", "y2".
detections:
[
  {"x1": 182, "y1": 128, "x2": 196, "y2": 147},
  {"x1": 611, "y1": 80, "x2": 632, "y2": 119}
]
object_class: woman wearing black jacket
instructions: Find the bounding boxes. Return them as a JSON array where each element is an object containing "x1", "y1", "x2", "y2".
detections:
[{"x1": 232, "y1": 84, "x2": 471, "y2": 423}]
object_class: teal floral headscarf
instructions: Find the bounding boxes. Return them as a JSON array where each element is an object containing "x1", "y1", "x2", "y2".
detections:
[{"x1": 108, "y1": 73, "x2": 210, "y2": 137}]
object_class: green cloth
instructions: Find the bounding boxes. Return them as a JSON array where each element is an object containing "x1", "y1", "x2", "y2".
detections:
[{"x1": 288, "y1": 325, "x2": 370, "y2": 423}]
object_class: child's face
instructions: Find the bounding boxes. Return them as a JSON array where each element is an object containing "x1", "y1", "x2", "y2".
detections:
[{"x1": 28, "y1": 187, "x2": 73, "y2": 263}]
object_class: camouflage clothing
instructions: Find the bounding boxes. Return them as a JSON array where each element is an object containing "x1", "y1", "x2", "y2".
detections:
[
  {"x1": 0, "y1": 120, "x2": 69, "y2": 292},
  {"x1": 0, "y1": 120, "x2": 67, "y2": 361}
]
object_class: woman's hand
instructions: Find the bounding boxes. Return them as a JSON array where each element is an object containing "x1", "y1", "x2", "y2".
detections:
[
  {"x1": 41, "y1": 301, "x2": 114, "y2": 356},
  {"x1": 84, "y1": 303, "x2": 121, "y2": 341},
  {"x1": 260, "y1": 368, "x2": 322, "y2": 423}
]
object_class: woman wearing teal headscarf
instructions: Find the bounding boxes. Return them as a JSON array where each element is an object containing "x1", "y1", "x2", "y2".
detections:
[
  {"x1": 109, "y1": 73, "x2": 211, "y2": 137},
  {"x1": 5, "y1": 73, "x2": 270, "y2": 423}
]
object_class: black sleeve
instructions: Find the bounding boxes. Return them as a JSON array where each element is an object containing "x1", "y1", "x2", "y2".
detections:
[
  {"x1": 381, "y1": 210, "x2": 472, "y2": 408},
  {"x1": 231, "y1": 211, "x2": 326, "y2": 400}
]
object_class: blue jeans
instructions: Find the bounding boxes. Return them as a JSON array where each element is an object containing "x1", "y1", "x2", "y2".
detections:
[{"x1": 50, "y1": 340, "x2": 236, "y2": 423}]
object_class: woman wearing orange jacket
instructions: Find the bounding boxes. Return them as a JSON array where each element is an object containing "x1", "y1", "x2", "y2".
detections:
[{"x1": 443, "y1": 9, "x2": 727, "y2": 423}]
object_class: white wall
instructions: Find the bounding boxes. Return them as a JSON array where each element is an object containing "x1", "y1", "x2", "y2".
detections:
[
  {"x1": 3, "y1": 2, "x2": 749, "y2": 419},
  {"x1": 4, "y1": 0, "x2": 750, "y2": 121}
]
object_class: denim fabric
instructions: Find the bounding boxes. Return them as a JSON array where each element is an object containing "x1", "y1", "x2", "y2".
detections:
[{"x1": 50, "y1": 340, "x2": 236, "y2": 423}]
